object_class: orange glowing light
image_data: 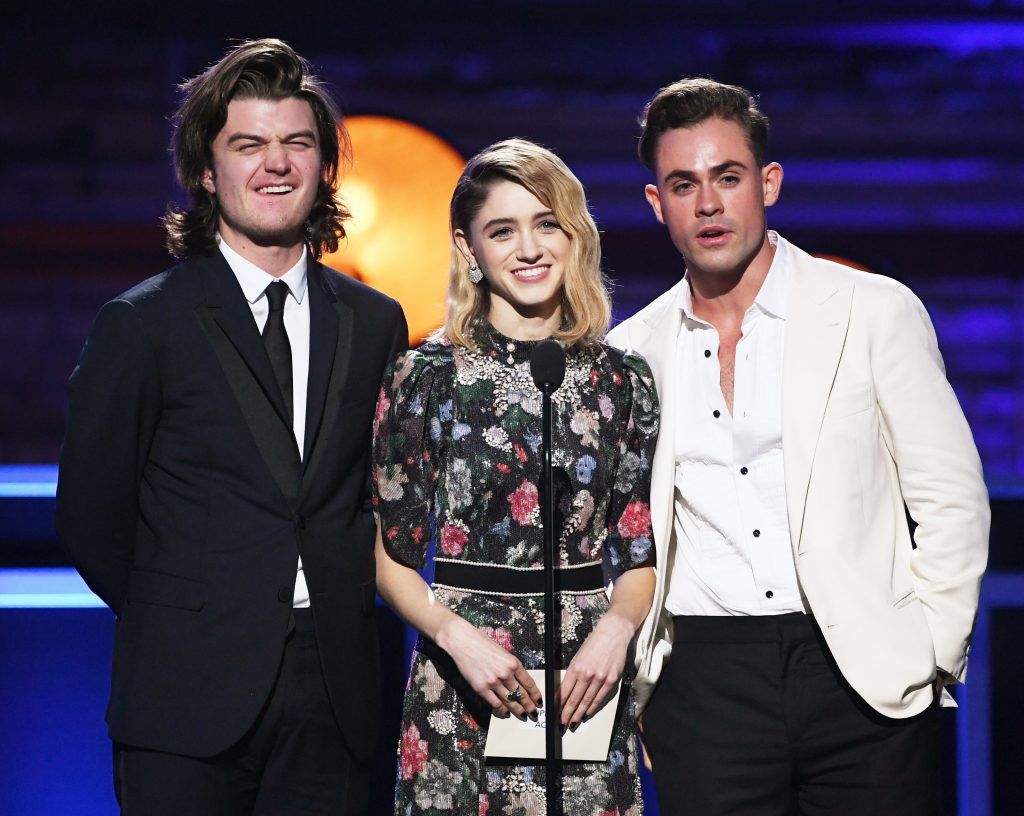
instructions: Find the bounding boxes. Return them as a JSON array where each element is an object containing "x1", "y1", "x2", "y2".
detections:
[
  {"x1": 322, "y1": 116, "x2": 464, "y2": 343},
  {"x1": 813, "y1": 254, "x2": 873, "y2": 273}
]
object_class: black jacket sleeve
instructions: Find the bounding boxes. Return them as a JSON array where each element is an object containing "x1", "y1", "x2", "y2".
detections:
[{"x1": 56, "y1": 299, "x2": 161, "y2": 615}]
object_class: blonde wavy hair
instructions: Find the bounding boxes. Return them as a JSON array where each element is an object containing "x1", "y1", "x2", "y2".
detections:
[{"x1": 444, "y1": 138, "x2": 611, "y2": 350}]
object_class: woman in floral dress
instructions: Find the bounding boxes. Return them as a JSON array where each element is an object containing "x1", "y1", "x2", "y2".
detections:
[{"x1": 372, "y1": 139, "x2": 659, "y2": 816}]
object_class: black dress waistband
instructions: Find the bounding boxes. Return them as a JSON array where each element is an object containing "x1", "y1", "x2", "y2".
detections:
[{"x1": 433, "y1": 560, "x2": 606, "y2": 596}]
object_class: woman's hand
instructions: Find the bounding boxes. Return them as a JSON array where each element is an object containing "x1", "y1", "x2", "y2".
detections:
[
  {"x1": 557, "y1": 611, "x2": 633, "y2": 728},
  {"x1": 375, "y1": 526, "x2": 541, "y2": 719},
  {"x1": 436, "y1": 616, "x2": 543, "y2": 719},
  {"x1": 557, "y1": 566, "x2": 655, "y2": 729}
]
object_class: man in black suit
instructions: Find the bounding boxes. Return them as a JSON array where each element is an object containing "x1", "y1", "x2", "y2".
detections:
[{"x1": 56, "y1": 39, "x2": 407, "y2": 815}]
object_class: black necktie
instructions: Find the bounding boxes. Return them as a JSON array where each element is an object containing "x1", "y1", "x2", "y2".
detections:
[{"x1": 262, "y1": 280, "x2": 293, "y2": 426}]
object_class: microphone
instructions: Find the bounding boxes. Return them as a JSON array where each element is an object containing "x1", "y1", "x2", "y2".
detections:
[
  {"x1": 529, "y1": 337, "x2": 567, "y2": 808},
  {"x1": 529, "y1": 339, "x2": 566, "y2": 393}
]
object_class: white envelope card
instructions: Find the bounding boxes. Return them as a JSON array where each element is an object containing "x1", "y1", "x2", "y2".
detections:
[{"x1": 483, "y1": 670, "x2": 621, "y2": 762}]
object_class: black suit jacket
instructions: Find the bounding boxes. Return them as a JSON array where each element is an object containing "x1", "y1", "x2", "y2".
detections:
[{"x1": 56, "y1": 251, "x2": 407, "y2": 761}]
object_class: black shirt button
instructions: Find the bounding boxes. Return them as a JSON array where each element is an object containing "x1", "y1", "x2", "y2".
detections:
[
  {"x1": 277, "y1": 586, "x2": 292, "y2": 603},
  {"x1": 704, "y1": 349, "x2": 711, "y2": 358},
  {"x1": 765, "y1": 590, "x2": 774, "y2": 599},
  {"x1": 740, "y1": 466, "x2": 749, "y2": 475},
  {"x1": 752, "y1": 529, "x2": 761, "y2": 537},
  {"x1": 713, "y1": 410, "x2": 721, "y2": 418}
]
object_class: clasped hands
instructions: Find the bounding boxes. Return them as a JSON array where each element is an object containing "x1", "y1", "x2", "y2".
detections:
[{"x1": 437, "y1": 611, "x2": 633, "y2": 729}]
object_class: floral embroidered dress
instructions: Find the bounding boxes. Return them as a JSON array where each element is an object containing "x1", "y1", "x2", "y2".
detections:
[{"x1": 373, "y1": 322, "x2": 659, "y2": 816}]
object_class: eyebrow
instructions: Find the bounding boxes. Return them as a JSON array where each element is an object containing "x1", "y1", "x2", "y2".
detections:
[
  {"x1": 662, "y1": 160, "x2": 748, "y2": 185},
  {"x1": 481, "y1": 210, "x2": 556, "y2": 232},
  {"x1": 226, "y1": 130, "x2": 318, "y2": 146}
]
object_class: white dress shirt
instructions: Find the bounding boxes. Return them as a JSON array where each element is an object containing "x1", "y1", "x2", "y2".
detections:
[
  {"x1": 218, "y1": 237, "x2": 311, "y2": 608},
  {"x1": 665, "y1": 233, "x2": 804, "y2": 616}
]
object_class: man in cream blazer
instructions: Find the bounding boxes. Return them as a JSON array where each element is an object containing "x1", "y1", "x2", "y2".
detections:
[{"x1": 607, "y1": 78, "x2": 989, "y2": 815}]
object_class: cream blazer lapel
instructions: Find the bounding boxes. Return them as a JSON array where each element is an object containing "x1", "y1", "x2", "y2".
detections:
[
  {"x1": 607, "y1": 280, "x2": 683, "y2": 703},
  {"x1": 781, "y1": 247, "x2": 854, "y2": 555},
  {"x1": 637, "y1": 295, "x2": 682, "y2": 578}
]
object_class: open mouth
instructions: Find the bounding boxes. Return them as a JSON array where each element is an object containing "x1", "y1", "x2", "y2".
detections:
[
  {"x1": 256, "y1": 185, "x2": 294, "y2": 195},
  {"x1": 511, "y1": 265, "x2": 550, "y2": 281},
  {"x1": 698, "y1": 227, "x2": 729, "y2": 239}
]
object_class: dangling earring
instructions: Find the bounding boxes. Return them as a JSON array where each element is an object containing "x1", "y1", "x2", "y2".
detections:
[{"x1": 468, "y1": 262, "x2": 483, "y2": 284}]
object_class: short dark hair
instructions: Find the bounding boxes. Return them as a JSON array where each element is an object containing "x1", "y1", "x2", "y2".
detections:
[
  {"x1": 638, "y1": 77, "x2": 769, "y2": 170},
  {"x1": 163, "y1": 38, "x2": 350, "y2": 259}
]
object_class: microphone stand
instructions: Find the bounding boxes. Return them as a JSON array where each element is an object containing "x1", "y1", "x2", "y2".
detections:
[
  {"x1": 530, "y1": 339, "x2": 566, "y2": 816},
  {"x1": 541, "y1": 374, "x2": 559, "y2": 816}
]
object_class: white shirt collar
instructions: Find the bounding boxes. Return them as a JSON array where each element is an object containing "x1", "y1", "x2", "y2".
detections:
[
  {"x1": 753, "y1": 231, "x2": 788, "y2": 320},
  {"x1": 674, "y1": 230, "x2": 788, "y2": 323},
  {"x1": 217, "y1": 235, "x2": 308, "y2": 305}
]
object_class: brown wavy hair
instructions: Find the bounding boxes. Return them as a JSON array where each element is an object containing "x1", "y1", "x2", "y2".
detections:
[
  {"x1": 638, "y1": 77, "x2": 769, "y2": 170},
  {"x1": 163, "y1": 38, "x2": 350, "y2": 259},
  {"x1": 444, "y1": 138, "x2": 610, "y2": 350}
]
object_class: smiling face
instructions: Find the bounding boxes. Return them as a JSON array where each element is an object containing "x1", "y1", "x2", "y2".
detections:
[
  {"x1": 455, "y1": 179, "x2": 570, "y2": 336},
  {"x1": 201, "y1": 96, "x2": 322, "y2": 257},
  {"x1": 645, "y1": 116, "x2": 782, "y2": 289}
]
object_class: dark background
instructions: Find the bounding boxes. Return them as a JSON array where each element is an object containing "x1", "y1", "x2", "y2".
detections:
[{"x1": 1, "y1": 2, "x2": 1021, "y2": 814}]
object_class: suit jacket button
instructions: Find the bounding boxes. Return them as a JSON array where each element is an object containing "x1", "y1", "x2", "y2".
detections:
[
  {"x1": 296, "y1": 515, "x2": 306, "y2": 530},
  {"x1": 277, "y1": 587, "x2": 292, "y2": 603}
]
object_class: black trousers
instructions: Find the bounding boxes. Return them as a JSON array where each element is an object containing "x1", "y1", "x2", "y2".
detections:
[
  {"x1": 114, "y1": 609, "x2": 366, "y2": 816},
  {"x1": 643, "y1": 613, "x2": 939, "y2": 816}
]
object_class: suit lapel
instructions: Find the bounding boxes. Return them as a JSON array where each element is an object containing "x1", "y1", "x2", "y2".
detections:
[
  {"x1": 203, "y1": 253, "x2": 292, "y2": 425},
  {"x1": 302, "y1": 263, "x2": 341, "y2": 465},
  {"x1": 782, "y1": 254, "x2": 854, "y2": 553},
  {"x1": 299, "y1": 267, "x2": 354, "y2": 495},
  {"x1": 196, "y1": 253, "x2": 301, "y2": 504},
  {"x1": 641, "y1": 288, "x2": 683, "y2": 575},
  {"x1": 628, "y1": 281, "x2": 685, "y2": 610}
]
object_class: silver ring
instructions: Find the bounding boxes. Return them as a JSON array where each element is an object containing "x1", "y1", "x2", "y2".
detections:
[{"x1": 505, "y1": 685, "x2": 523, "y2": 703}]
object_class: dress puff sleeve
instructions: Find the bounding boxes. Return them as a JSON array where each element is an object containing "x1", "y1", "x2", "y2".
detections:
[
  {"x1": 605, "y1": 350, "x2": 660, "y2": 575},
  {"x1": 372, "y1": 348, "x2": 444, "y2": 569}
]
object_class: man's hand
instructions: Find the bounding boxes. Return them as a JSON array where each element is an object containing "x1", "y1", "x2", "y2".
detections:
[{"x1": 934, "y1": 667, "x2": 954, "y2": 700}]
